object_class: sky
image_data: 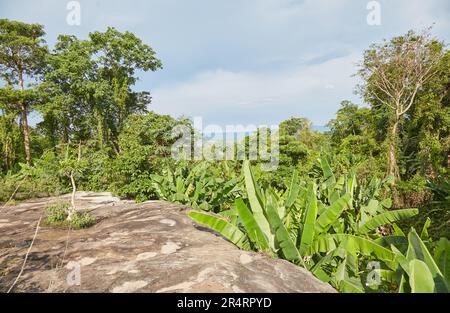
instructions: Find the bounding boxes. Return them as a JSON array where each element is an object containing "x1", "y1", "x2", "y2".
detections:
[{"x1": 1, "y1": 0, "x2": 449, "y2": 128}]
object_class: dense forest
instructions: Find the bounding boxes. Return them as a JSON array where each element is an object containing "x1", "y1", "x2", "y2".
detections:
[{"x1": 0, "y1": 19, "x2": 449, "y2": 293}]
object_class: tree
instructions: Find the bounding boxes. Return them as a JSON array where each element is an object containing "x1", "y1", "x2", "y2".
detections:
[
  {"x1": 40, "y1": 35, "x2": 98, "y2": 145},
  {"x1": 41, "y1": 28, "x2": 162, "y2": 152},
  {"x1": 0, "y1": 107, "x2": 21, "y2": 171},
  {"x1": 328, "y1": 101, "x2": 380, "y2": 157},
  {"x1": 403, "y1": 50, "x2": 450, "y2": 178},
  {"x1": 58, "y1": 142, "x2": 86, "y2": 221},
  {"x1": 0, "y1": 19, "x2": 48, "y2": 164},
  {"x1": 357, "y1": 29, "x2": 445, "y2": 182},
  {"x1": 110, "y1": 112, "x2": 187, "y2": 200},
  {"x1": 89, "y1": 27, "x2": 162, "y2": 152}
]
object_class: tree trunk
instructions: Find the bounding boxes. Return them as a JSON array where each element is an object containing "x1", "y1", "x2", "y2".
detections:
[
  {"x1": 94, "y1": 108, "x2": 104, "y2": 149},
  {"x1": 67, "y1": 141, "x2": 82, "y2": 221},
  {"x1": 18, "y1": 73, "x2": 31, "y2": 165},
  {"x1": 20, "y1": 104, "x2": 31, "y2": 165},
  {"x1": 387, "y1": 118, "x2": 400, "y2": 182}
]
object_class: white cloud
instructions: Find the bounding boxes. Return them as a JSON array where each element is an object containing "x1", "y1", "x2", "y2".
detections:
[{"x1": 151, "y1": 53, "x2": 361, "y2": 126}]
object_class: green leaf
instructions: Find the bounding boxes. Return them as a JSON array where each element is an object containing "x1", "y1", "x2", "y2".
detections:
[
  {"x1": 332, "y1": 234, "x2": 396, "y2": 262},
  {"x1": 285, "y1": 170, "x2": 300, "y2": 209},
  {"x1": 299, "y1": 184, "x2": 318, "y2": 255},
  {"x1": 406, "y1": 229, "x2": 448, "y2": 292},
  {"x1": 358, "y1": 209, "x2": 419, "y2": 234},
  {"x1": 374, "y1": 236, "x2": 408, "y2": 251},
  {"x1": 409, "y1": 259, "x2": 435, "y2": 293},
  {"x1": 310, "y1": 252, "x2": 334, "y2": 283},
  {"x1": 311, "y1": 234, "x2": 337, "y2": 254},
  {"x1": 339, "y1": 279, "x2": 364, "y2": 293},
  {"x1": 335, "y1": 252, "x2": 364, "y2": 293},
  {"x1": 265, "y1": 201, "x2": 303, "y2": 264},
  {"x1": 346, "y1": 173, "x2": 357, "y2": 200},
  {"x1": 420, "y1": 217, "x2": 431, "y2": 241},
  {"x1": 320, "y1": 156, "x2": 335, "y2": 183},
  {"x1": 398, "y1": 273, "x2": 409, "y2": 293},
  {"x1": 315, "y1": 194, "x2": 351, "y2": 233},
  {"x1": 381, "y1": 198, "x2": 392, "y2": 209},
  {"x1": 242, "y1": 161, "x2": 272, "y2": 246},
  {"x1": 392, "y1": 223, "x2": 405, "y2": 237},
  {"x1": 234, "y1": 198, "x2": 270, "y2": 252},
  {"x1": 434, "y1": 238, "x2": 450, "y2": 287},
  {"x1": 188, "y1": 211, "x2": 249, "y2": 250}
]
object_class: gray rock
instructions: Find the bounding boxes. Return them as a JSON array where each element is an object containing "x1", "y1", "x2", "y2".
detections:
[{"x1": 0, "y1": 192, "x2": 336, "y2": 293}]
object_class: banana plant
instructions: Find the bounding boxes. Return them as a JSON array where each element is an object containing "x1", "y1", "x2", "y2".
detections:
[
  {"x1": 391, "y1": 228, "x2": 449, "y2": 293},
  {"x1": 152, "y1": 161, "x2": 241, "y2": 212},
  {"x1": 188, "y1": 157, "x2": 430, "y2": 293}
]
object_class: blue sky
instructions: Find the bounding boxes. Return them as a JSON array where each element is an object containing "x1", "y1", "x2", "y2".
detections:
[{"x1": 1, "y1": 0, "x2": 449, "y2": 128}]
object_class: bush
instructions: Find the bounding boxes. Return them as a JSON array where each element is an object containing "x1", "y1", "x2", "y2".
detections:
[
  {"x1": 69, "y1": 212, "x2": 96, "y2": 229},
  {"x1": 44, "y1": 202, "x2": 96, "y2": 229},
  {"x1": 45, "y1": 202, "x2": 69, "y2": 224},
  {"x1": 0, "y1": 174, "x2": 18, "y2": 203}
]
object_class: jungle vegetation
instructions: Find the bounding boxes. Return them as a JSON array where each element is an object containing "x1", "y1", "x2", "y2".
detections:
[{"x1": 0, "y1": 19, "x2": 449, "y2": 293}]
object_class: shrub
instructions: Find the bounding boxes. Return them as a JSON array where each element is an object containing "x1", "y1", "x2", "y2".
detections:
[
  {"x1": 45, "y1": 202, "x2": 69, "y2": 224},
  {"x1": 69, "y1": 212, "x2": 96, "y2": 229},
  {"x1": 44, "y1": 202, "x2": 96, "y2": 229}
]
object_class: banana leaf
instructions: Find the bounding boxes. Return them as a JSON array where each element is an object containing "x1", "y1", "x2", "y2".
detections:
[
  {"x1": 392, "y1": 223, "x2": 405, "y2": 237},
  {"x1": 406, "y1": 229, "x2": 449, "y2": 292},
  {"x1": 285, "y1": 170, "x2": 300, "y2": 209},
  {"x1": 374, "y1": 236, "x2": 408, "y2": 252},
  {"x1": 234, "y1": 198, "x2": 270, "y2": 252},
  {"x1": 331, "y1": 234, "x2": 396, "y2": 262},
  {"x1": 299, "y1": 183, "x2": 317, "y2": 255},
  {"x1": 434, "y1": 238, "x2": 450, "y2": 286},
  {"x1": 420, "y1": 217, "x2": 431, "y2": 241},
  {"x1": 265, "y1": 201, "x2": 304, "y2": 265},
  {"x1": 409, "y1": 259, "x2": 435, "y2": 293},
  {"x1": 315, "y1": 194, "x2": 351, "y2": 233},
  {"x1": 242, "y1": 161, "x2": 272, "y2": 245},
  {"x1": 358, "y1": 209, "x2": 418, "y2": 234},
  {"x1": 188, "y1": 211, "x2": 250, "y2": 250}
]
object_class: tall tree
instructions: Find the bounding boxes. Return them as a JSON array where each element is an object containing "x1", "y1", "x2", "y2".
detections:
[
  {"x1": 0, "y1": 19, "x2": 47, "y2": 164},
  {"x1": 89, "y1": 27, "x2": 162, "y2": 152},
  {"x1": 42, "y1": 28, "x2": 161, "y2": 152},
  {"x1": 357, "y1": 29, "x2": 445, "y2": 182},
  {"x1": 40, "y1": 35, "x2": 97, "y2": 145}
]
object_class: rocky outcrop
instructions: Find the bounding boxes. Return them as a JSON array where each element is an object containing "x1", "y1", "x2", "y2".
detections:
[{"x1": 0, "y1": 192, "x2": 335, "y2": 293}]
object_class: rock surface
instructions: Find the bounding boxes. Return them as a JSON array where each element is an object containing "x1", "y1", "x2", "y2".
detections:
[{"x1": 0, "y1": 192, "x2": 335, "y2": 293}]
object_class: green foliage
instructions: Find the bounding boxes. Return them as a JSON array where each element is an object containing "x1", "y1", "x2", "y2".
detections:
[
  {"x1": 69, "y1": 212, "x2": 96, "y2": 229},
  {"x1": 188, "y1": 210, "x2": 250, "y2": 250},
  {"x1": 259, "y1": 117, "x2": 326, "y2": 188},
  {"x1": 0, "y1": 19, "x2": 49, "y2": 164},
  {"x1": 399, "y1": 177, "x2": 450, "y2": 240},
  {"x1": 188, "y1": 157, "x2": 442, "y2": 293},
  {"x1": 151, "y1": 160, "x2": 242, "y2": 211},
  {"x1": 40, "y1": 28, "x2": 162, "y2": 150},
  {"x1": 44, "y1": 202, "x2": 68, "y2": 224},
  {"x1": 44, "y1": 202, "x2": 96, "y2": 229},
  {"x1": 110, "y1": 112, "x2": 185, "y2": 201}
]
